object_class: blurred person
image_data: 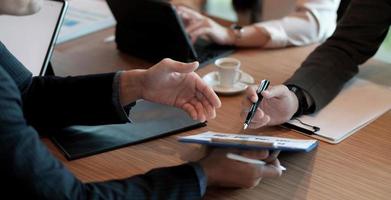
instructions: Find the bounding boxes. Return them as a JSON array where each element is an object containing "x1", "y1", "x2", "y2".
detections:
[
  {"x1": 177, "y1": 0, "x2": 341, "y2": 48},
  {"x1": 240, "y1": 0, "x2": 391, "y2": 129}
]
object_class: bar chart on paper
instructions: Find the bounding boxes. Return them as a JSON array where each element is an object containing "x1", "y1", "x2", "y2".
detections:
[{"x1": 57, "y1": 0, "x2": 115, "y2": 44}]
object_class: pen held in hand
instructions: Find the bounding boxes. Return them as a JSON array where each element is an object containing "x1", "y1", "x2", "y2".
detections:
[
  {"x1": 243, "y1": 80, "x2": 270, "y2": 129},
  {"x1": 226, "y1": 153, "x2": 286, "y2": 171}
]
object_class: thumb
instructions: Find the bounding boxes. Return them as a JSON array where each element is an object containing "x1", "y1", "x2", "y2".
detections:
[
  {"x1": 262, "y1": 85, "x2": 289, "y2": 99},
  {"x1": 163, "y1": 58, "x2": 199, "y2": 73}
]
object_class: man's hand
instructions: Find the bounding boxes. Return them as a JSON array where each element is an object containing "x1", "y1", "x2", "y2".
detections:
[
  {"x1": 199, "y1": 149, "x2": 282, "y2": 188},
  {"x1": 176, "y1": 6, "x2": 235, "y2": 45},
  {"x1": 240, "y1": 85, "x2": 298, "y2": 129},
  {"x1": 119, "y1": 58, "x2": 221, "y2": 122}
]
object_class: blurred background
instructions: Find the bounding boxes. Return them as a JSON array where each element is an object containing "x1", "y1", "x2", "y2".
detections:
[
  {"x1": 173, "y1": 0, "x2": 390, "y2": 63},
  {"x1": 60, "y1": 0, "x2": 390, "y2": 63}
]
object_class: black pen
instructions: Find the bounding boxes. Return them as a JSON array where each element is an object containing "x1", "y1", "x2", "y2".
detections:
[{"x1": 243, "y1": 79, "x2": 270, "y2": 129}]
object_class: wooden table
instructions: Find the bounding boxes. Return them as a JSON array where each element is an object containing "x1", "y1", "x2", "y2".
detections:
[{"x1": 44, "y1": 27, "x2": 391, "y2": 200}]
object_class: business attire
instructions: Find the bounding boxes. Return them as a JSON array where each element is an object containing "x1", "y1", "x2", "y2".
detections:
[
  {"x1": 0, "y1": 41, "x2": 205, "y2": 199},
  {"x1": 285, "y1": 0, "x2": 391, "y2": 113},
  {"x1": 254, "y1": 0, "x2": 341, "y2": 48}
]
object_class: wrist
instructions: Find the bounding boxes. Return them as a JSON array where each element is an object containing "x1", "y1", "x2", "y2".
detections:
[
  {"x1": 228, "y1": 25, "x2": 271, "y2": 47},
  {"x1": 253, "y1": 26, "x2": 271, "y2": 47},
  {"x1": 228, "y1": 24, "x2": 243, "y2": 46},
  {"x1": 199, "y1": 159, "x2": 217, "y2": 187},
  {"x1": 119, "y1": 69, "x2": 146, "y2": 106},
  {"x1": 289, "y1": 90, "x2": 300, "y2": 117},
  {"x1": 225, "y1": 27, "x2": 237, "y2": 46},
  {"x1": 286, "y1": 85, "x2": 307, "y2": 118}
]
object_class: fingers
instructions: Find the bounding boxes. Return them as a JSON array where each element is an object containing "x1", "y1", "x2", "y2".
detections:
[
  {"x1": 260, "y1": 159, "x2": 283, "y2": 178},
  {"x1": 182, "y1": 98, "x2": 206, "y2": 122},
  {"x1": 183, "y1": 95, "x2": 215, "y2": 122},
  {"x1": 184, "y1": 18, "x2": 213, "y2": 43},
  {"x1": 245, "y1": 85, "x2": 259, "y2": 103},
  {"x1": 186, "y1": 20, "x2": 206, "y2": 34},
  {"x1": 191, "y1": 98, "x2": 207, "y2": 122},
  {"x1": 240, "y1": 150, "x2": 269, "y2": 160},
  {"x1": 241, "y1": 84, "x2": 294, "y2": 129},
  {"x1": 200, "y1": 149, "x2": 282, "y2": 189},
  {"x1": 263, "y1": 150, "x2": 281, "y2": 163},
  {"x1": 190, "y1": 27, "x2": 212, "y2": 43},
  {"x1": 262, "y1": 85, "x2": 290, "y2": 99},
  {"x1": 182, "y1": 103, "x2": 198, "y2": 120},
  {"x1": 196, "y1": 76, "x2": 222, "y2": 108},
  {"x1": 238, "y1": 150, "x2": 280, "y2": 165},
  {"x1": 196, "y1": 91, "x2": 217, "y2": 119},
  {"x1": 176, "y1": 6, "x2": 209, "y2": 43},
  {"x1": 241, "y1": 85, "x2": 268, "y2": 128},
  {"x1": 160, "y1": 58, "x2": 220, "y2": 121},
  {"x1": 160, "y1": 58, "x2": 199, "y2": 73},
  {"x1": 240, "y1": 107, "x2": 270, "y2": 129},
  {"x1": 230, "y1": 156, "x2": 282, "y2": 184},
  {"x1": 176, "y1": 5, "x2": 203, "y2": 20},
  {"x1": 247, "y1": 108, "x2": 270, "y2": 129}
]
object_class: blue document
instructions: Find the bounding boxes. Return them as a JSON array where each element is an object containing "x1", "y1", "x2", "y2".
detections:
[{"x1": 179, "y1": 132, "x2": 319, "y2": 152}]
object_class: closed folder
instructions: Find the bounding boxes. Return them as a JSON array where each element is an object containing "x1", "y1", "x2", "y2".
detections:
[{"x1": 51, "y1": 100, "x2": 205, "y2": 160}]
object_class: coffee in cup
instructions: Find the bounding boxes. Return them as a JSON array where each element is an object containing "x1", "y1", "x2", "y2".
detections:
[{"x1": 215, "y1": 57, "x2": 241, "y2": 88}]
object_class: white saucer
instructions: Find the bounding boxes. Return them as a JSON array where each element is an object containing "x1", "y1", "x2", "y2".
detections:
[{"x1": 202, "y1": 71, "x2": 255, "y2": 95}]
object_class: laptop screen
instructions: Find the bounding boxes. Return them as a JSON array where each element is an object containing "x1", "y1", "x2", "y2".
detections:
[
  {"x1": 107, "y1": 0, "x2": 198, "y2": 63},
  {"x1": 106, "y1": 0, "x2": 234, "y2": 68},
  {"x1": 0, "y1": 0, "x2": 67, "y2": 76}
]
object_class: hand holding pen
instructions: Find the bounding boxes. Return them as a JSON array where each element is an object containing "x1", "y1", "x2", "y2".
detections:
[
  {"x1": 243, "y1": 80, "x2": 270, "y2": 129},
  {"x1": 241, "y1": 84, "x2": 299, "y2": 129}
]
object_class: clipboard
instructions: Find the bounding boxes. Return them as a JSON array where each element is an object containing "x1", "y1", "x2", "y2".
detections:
[
  {"x1": 178, "y1": 131, "x2": 319, "y2": 152},
  {"x1": 282, "y1": 78, "x2": 391, "y2": 144}
]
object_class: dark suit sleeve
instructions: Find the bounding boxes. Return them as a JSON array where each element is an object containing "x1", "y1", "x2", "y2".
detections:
[
  {"x1": 285, "y1": 0, "x2": 391, "y2": 112},
  {"x1": 0, "y1": 41, "x2": 131, "y2": 132},
  {"x1": 22, "y1": 73, "x2": 131, "y2": 130},
  {"x1": 0, "y1": 66, "x2": 202, "y2": 200}
]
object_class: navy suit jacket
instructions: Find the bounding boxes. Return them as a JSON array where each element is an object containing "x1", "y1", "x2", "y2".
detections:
[{"x1": 0, "y1": 41, "x2": 202, "y2": 199}]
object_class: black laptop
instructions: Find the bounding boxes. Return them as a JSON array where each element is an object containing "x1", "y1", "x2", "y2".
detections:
[{"x1": 106, "y1": 0, "x2": 234, "y2": 67}]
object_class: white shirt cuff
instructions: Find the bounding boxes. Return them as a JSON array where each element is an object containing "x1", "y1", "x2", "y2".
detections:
[{"x1": 255, "y1": 21, "x2": 289, "y2": 48}]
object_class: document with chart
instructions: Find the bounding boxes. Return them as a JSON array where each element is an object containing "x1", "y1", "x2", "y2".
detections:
[{"x1": 57, "y1": 0, "x2": 115, "y2": 43}]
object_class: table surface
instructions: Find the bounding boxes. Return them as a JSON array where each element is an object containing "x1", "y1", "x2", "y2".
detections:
[{"x1": 44, "y1": 27, "x2": 391, "y2": 200}]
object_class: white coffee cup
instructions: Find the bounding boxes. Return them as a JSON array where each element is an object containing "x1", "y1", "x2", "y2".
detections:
[{"x1": 215, "y1": 57, "x2": 242, "y2": 88}]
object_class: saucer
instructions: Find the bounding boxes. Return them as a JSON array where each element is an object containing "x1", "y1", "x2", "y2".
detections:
[{"x1": 202, "y1": 71, "x2": 255, "y2": 95}]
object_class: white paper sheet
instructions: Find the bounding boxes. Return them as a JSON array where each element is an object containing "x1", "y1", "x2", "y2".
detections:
[{"x1": 286, "y1": 78, "x2": 391, "y2": 144}]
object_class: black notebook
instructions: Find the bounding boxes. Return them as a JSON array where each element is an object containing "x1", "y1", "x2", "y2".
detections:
[{"x1": 51, "y1": 100, "x2": 205, "y2": 160}]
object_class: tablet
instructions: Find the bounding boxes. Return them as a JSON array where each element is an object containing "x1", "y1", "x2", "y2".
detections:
[{"x1": 0, "y1": 0, "x2": 68, "y2": 76}]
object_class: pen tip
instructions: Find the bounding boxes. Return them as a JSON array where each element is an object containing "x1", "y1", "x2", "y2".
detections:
[{"x1": 243, "y1": 124, "x2": 248, "y2": 130}]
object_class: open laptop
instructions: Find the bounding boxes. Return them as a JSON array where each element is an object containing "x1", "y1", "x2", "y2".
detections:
[
  {"x1": 0, "y1": 0, "x2": 68, "y2": 76},
  {"x1": 106, "y1": 0, "x2": 234, "y2": 67}
]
